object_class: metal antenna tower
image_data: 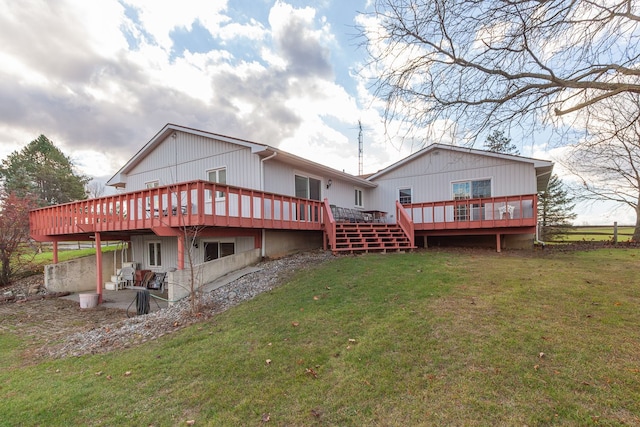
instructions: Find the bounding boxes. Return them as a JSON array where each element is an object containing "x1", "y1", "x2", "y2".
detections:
[{"x1": 358, "y1": 120, "x2": 363, "y2": 175}]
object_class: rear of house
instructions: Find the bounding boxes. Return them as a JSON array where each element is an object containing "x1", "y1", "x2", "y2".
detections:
[{"x1": 29, "y1": 124, "x2": 552, "y2": 301}]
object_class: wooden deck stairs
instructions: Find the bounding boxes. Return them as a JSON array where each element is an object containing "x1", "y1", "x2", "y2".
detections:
[{"x1": 330, "y1": 222, "x2": 414, "y2": 254}]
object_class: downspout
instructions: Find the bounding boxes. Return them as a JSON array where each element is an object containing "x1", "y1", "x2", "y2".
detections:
[{"x1": 260, "y1": 151, "x2": 278, "y2": 257}]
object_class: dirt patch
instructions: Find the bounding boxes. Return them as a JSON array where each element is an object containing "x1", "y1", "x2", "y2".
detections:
[
  {"x1": 0, "y1": 250, "x2": 334, "y2": 362},
  {"x1": 0, "y1": 298, "x2": 128, "y2": 362}
]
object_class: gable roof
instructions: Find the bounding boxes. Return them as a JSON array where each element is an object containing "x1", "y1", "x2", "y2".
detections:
[
  {"x1": 366, "y1": 143, "x2": 554, "y2": 192},
  {"x1": 107, "y1": 123, "x2": 376, "y2": 188}
]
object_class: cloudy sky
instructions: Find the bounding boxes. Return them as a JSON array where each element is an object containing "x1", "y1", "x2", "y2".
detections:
[{"x1": 0, "y1": 0, "x2": 630, "y2": 224}]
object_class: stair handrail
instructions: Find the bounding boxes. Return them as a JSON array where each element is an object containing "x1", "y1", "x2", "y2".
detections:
[
  {"x1": 396, "y1": 200, "x2": 415, "y2": 248},
  {"x1": 322, "y1": 198, "x2": 336, "y2": 250}
]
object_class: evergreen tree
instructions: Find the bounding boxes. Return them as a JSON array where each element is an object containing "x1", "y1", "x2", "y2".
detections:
[
  {"x1": 538, "y1": 174, "x2": 577, "y2": 241},
  {"x1": 484, "y1": 130, "x2": 520, "y2": 155},
  {"x1": 0, "y1": 135, "x2": 89, "y2": 206}
]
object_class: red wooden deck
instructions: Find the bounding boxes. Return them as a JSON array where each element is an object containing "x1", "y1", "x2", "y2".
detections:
[
  {"x1": 402, "y1": 194, "x2": 538, "y2": 236},
  {"x1": 29, "y1": 180, "x2": 324, "y2": 241},
  {"x1": 30, "y1": 181, "x2": 537, "y2": 244}
]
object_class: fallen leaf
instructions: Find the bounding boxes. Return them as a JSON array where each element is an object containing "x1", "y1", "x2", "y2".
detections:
[
  {"x1": 539, "y1": 352, "x2": 545, "y2": 358},
  {"x1": 534, "y1": 365, "x2": 539, "y2": 371},
  {"x1": 106, "y1": 375, "x2": 112, "y2": 380},
  {"x1": 266, "y1": 359, "x2": 272, "y2": 365},
  {"x1": 95, "y1": 371, "x2": 103, "y2": 376},
  {"x1": 313, "y1": 295, "x2": 319, "y2": 300},
  {"x1": 124, "y1": 371, "x2": 132, "y2": 376},
  {"x1": 186, "y1": 420, "x2": 195, "y2": 425},
  {"x1": 614, "y1": 302, "x2": 622, "y2": 306},
  {"x1": 305, "y1": 368, "x2": 318, "y2": 378},
  {"x1": 261, "y1": 413, "x2": 270, "y2": 423},
  {"x1": 310, "y1": 408, "x2": 322, "y2": 418},
  {"x1": 291, "y1": 321, "x2": 300, "y2": 327},
  {"x1": 348, "y1": 338, "x2": 356, "y2": 343}
]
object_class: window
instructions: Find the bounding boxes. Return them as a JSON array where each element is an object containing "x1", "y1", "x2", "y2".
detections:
[
  {"x1": 399, "y1": 188, "x2": 412, "y2": 205},
  {"x1": 148, "y1": 241, "x2": 162, "y2": 267},
  {"x1": 354, "y1": 188, "x2": 363, "y2": 208},
  {"x1": 295, "y1": 174, "x2": 321, "y2": 221},
  {"x1": 145, "y1": 181, "x2": 160, "y2": 212},
  {"x1": 452, "y1": 179, "x2": 491, "y2": 221},
  {"x1": 207, "y1": 167, "x2": 226, "y2": 199},
  {"x1": 452, "y1": 179, "x2": 491, "y2": 199},
  {"x1": 203, "y1": 241, "x2": 235, "y2": 262},
  {"x1": 294, "y1": 175, "x2": 321, "y2": 201}
]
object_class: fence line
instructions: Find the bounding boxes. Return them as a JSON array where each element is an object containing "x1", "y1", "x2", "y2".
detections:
[{"x1": 541, "y1": 222, "x2": 636, "y2": 244}]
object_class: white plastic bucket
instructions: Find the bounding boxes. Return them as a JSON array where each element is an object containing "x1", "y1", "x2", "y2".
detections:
[{"x1": 79, "y1": 293, "x2": 99, "y2": 309}]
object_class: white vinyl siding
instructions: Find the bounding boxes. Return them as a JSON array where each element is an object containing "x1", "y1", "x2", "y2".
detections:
[
  {"x1": 368, "y1": 149, "x2": 536, "y2": 219},
  {"x1": 125, "y1": 132, "x2": 262, "y2": 192}
]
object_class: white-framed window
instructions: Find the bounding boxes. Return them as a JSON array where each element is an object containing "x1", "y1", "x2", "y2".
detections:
[
  {"x1": 203, "y1": 241, "x2": 235, "y2": 262},
  {"x1": 294, "y1": 174, "x2": 321, "y2": 201},
  {"x1": 354, "y1": 188, "x2": 364, "y2": 208},
  {"x1": 452, "y1": 179, "x2": 492, "y2": 199},
  {"x1": 399, "y1": 188, "x2": 412, "y2": 205},
  {"x1": 294, "y1": 174, "x2": 321, "y2": 221},
  {"x1": 145, "y1": 181, "x2": 160, "y2": 211},
  {"x1": 148, "y1": 241, "x2": 162, "y2": 267},
  {"x1": 207, "y1": 167, "x2": 227, "y2": 199},
  {"x1": 451, "y1": 179, "x2": 492, "y2": 221}
]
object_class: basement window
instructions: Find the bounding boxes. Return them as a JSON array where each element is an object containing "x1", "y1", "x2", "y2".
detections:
[{"x1": 204, "y1": 241, "x2": 235, "y2": 262}]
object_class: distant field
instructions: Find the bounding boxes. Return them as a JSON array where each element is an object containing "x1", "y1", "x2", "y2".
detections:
[{"x1": 553, "y1": 226, "x2": 635, "y2": 242}]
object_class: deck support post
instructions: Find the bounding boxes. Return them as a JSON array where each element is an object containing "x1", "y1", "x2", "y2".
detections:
[
  {"x1": 177, "y1": 235, "x2": 185, "y2": 270},
  {"x1": 254, "y1": 231, "x2": 262, "y2": 252},
  {"x1": 95, "y1": 232, "x2": 103, "y2": 304},
  {"x1": 53, "y1": 241, "x2": 58, "y2": 264},
  {"x1": 496, "y1": 233, "x2": 501, "y2": 253}
]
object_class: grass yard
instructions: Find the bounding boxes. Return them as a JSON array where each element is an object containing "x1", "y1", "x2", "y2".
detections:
[{"x1": 1, "y1": 248, "x2": 639, "y2": 426}]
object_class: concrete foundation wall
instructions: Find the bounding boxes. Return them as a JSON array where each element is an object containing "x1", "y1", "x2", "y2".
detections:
[
  {"x1": 504, "y1": 234, "x2": 535, "y2": 249},
  {"x1": 44, "y1": 249, "x2": 130, "y2": 293},
  {"x1": 168, "y1": 248, "x2": 262, "y2": 303},
  {"x1": 263, "y1": 230, "x2": 322, "y2": 258}
]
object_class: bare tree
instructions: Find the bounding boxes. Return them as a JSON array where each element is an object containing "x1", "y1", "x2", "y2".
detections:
[
  {"x1": 359, "y1": 0, "x2": 640, "y2": 144},
  {"x1": 86, "y1": 181, "x2": 106, "y2": 198},
  {"x1": 0, "y1": 191, "x2": 38, "y2": 286},
  {"x1": 563, "y1": 92, "x2": 640, "y2": 241}
]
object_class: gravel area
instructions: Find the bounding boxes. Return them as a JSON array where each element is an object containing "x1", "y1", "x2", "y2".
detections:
[{"x1": 2, "y1": 250, "x2": 334, "y2": 360}]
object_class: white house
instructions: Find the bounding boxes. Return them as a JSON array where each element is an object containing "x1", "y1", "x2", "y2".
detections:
[{"x1": 30, "y1": 123, "x2": 553, "y2": 302}]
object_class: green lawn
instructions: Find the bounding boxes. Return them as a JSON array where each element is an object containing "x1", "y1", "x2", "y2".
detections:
[{"x1": 1, "y1": 249, "x2": 639, "y2": 426}]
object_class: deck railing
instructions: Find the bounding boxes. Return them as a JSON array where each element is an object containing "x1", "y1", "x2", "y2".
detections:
[
  {"x1": 30, "y1": 180, "x2": 324, "y2": 239},
  {"x1": 396, "y1": 200, "x2": 415, "y2": 247},
  {"x1": 403, "y1": 194, "x2": 538, "y2": 231}
]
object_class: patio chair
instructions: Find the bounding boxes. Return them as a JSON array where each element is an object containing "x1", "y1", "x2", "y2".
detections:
[{"x1": 116, "y1": 266, "x2": 135, "y2": 290}]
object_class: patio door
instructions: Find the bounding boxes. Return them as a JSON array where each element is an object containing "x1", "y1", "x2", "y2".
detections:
[
  {"x1": 295, "y1": 175, "x2": 321, "y2": 221},
  {"x1": 452, "y1": 179, "x2": 491, "y2": 221}
]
